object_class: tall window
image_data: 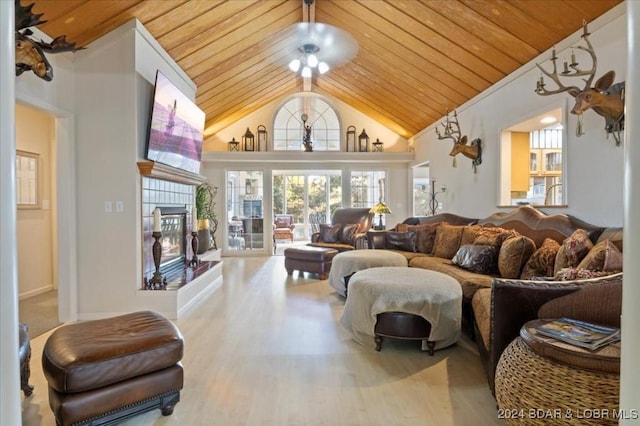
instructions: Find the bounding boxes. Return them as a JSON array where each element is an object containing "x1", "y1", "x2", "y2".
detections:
[
  {"x1": 273, "y1": 95, "x2": 340, "y2": 151},
  {"x1": 351, "y1": 170, "x2": 386, "y2": 208}
]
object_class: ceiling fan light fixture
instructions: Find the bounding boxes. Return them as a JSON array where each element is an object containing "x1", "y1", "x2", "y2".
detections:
[
  {"x1": 307, "y1": 54, "x2": 318, "y2": 68},
  {"x1": 289, "y1": 59, "x2": 301, "y2": 72},
  {"x1": 318, "y1": 62, "x2": 329, "y2": 74},
  {"x1": 301, "y1": 66, "x2": 312, "y2": 78}
]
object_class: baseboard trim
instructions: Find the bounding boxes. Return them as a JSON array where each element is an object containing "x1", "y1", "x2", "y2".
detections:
[{"x1": 19, "y1": 285, "x2": 54, "y2": 300}]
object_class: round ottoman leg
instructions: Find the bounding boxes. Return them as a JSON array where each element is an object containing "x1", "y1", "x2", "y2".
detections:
[{"x1": 374, "y1": 335, "x2": 383, "y2": 351}]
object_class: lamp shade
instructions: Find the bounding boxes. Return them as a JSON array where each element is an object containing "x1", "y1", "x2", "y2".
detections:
[{"x1": 370, "y1": 202, "x2": 391, "y2": 215}]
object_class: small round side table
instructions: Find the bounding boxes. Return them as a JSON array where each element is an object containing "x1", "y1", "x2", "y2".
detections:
[{"x1": 495, "y1": 320, "x2": 620, "y2": 426}]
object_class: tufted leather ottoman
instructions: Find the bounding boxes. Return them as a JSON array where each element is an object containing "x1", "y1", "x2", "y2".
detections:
[
  {"x1": 42, "y1": 311, "x2": 184, "y2": 426},
  {"x1": 284, "y1": 246, "x2": 338, "y2": 279}
]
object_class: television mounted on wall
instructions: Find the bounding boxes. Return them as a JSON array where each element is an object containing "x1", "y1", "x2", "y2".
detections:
[{"x1": 145, "y1": 70, "x2": 205, "y2": 175}]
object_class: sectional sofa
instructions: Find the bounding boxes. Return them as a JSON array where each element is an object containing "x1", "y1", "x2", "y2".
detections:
[{"x1": 366, "y1": 205, "x2": 623, "y2": 392}]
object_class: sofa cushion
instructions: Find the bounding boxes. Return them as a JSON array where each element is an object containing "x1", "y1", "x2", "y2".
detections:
[
  {"x1": 409, "y1": 256, "x2": 493, "y2": 300},
  {"x1": 576, "y1": 239, "x2": 623, "y2": 273},
  {"x1": 452, "y1": 244, "x2": 498, "y2": 274},
  {"x1": 471, "y1": 288, "x2": 492, "y2": 351},
  {"x1": 498, "y1": 235, "x2": 536, "y2": 279},
  {"x1": 432, "y1": 223, "x2": 465, "y2": 259},
  {"x1": 385, "y1": 231, "x2": 417, "y2": 252},
  {"x1": 520, "y1": 238, "x2": 561, "y2": 279},
  {"x1": 554, "y1": 229, "x2": 594, "y2": 274},
  {"x1": 319, "y1": 224, "x2": 341, "y2": 243},
  {"x1": 340, "y1": 224, "x2": 359, "y2": 244}
]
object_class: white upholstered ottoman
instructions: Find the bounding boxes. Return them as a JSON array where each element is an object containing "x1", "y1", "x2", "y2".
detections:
[
  {"x1": 340, "y1": 267, "x2": 462, "y2": 354},
  {"x1": 328, "y1": 249, "x2": 408, "y2": 297}
]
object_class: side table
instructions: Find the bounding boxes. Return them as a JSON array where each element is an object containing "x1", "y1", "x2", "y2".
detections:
[{"x1": 495, "y1": 320, "x2": 620, "y2": 425}]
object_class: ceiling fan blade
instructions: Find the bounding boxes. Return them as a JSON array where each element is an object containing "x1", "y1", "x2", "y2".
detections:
[{"x1": 292, "y1": 22, "x2": 358, "y2": 67}]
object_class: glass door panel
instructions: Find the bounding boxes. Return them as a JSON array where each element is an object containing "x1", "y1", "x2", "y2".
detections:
[{"x1": 226, "y1": 170, "x2": 264, "y2": 252}]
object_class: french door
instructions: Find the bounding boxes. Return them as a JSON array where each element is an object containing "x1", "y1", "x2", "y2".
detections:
[{"x1": 273, "y1": 171, "x2": 341, "y2": 241}]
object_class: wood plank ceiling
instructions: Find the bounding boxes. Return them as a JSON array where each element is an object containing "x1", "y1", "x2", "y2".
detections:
[{"x1": 29, "y1": 0, "x2": 621, "y2": 140}]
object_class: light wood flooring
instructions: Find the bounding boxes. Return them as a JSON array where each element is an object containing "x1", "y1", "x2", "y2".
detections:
[{"x1": 22, "y1": 255, "x2": 503, "y2": 426}]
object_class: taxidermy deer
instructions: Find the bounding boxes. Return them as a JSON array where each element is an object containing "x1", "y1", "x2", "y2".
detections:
[
  {"x1": 535, "y1": 21, "x2": 625, "y2": 145},
  {"x1": 436, "y1": 110, "x2": 482, "y2": 173},
  {"x1": 15, "y1": 0, "x2": 83, "y2": 81}
]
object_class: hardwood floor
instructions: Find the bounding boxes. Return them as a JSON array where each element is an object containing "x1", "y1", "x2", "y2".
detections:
[{"x1": 22, "y1": 256, "x2": 503, "y2": 425}]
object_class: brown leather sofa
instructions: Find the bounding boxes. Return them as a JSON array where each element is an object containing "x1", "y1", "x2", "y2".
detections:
[
  {"x1": 366, "y1": 205, "x2": 623, "y2": 392},
  {"x1": 309, "y1": 207, "x2": 373, "y2": 251}
]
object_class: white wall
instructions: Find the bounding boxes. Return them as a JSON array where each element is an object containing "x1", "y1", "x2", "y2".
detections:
[
  {"x1": 73, "y1": 19, "x2": 196, "y2": 318},
  {"x1": 204, "y1": 93, "x2": 409, "y2": 153},
  {"x1": 15, "y1": 103, "x2": 55, "y2": 298},
  {"x1": 411, "y1": 6, "x2": 626, "y2": 226}
]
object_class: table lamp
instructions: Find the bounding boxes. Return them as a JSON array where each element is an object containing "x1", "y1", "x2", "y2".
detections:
[{"x1": 370, "y1": 202, "x2": 391, "y2": 230}]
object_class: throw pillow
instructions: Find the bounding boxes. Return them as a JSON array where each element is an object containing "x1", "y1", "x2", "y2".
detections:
[
  {"x1": 554, "y1": 229, "x2": 594, "y2": 275},
  {"x1": 452, "y1": 244, "x2": 499, "y2": 274},
  {"x1": 554, "y1": 267, "x2": 612, "y2": 281},
  {"x1": 520, "y1": 238, "x2": 561, "y2": 279},
  {"x1": 405, "y1": 222, "x2": 440, "y2": 254},
  {"x1": 340, "y1": 224, "x2": 359, "y2": 244},
  {"x1": 577, "y1": 239, "x2": 623, "y2": 272},
  {"x1": 385, "y1": 231, "x2": 417, "y2": 252},
  {"x1": 318, "y1": 224, "x2": 341, "y2": 243},
  {"x1": 474, "y1": 227, "x2": 517, "y2": 248},
  {"x1": 432, "y1": 223, "x2": 465, "y2": 259},
  {"x1": 396, "y1": 223, "x2": 409, "y2": 233},
  {"x1": 498, "y1": 235, "x2": 536, "y2": 279},
  {"x1": 460, "y1": 225, "x2": 483, "y2": 246}
]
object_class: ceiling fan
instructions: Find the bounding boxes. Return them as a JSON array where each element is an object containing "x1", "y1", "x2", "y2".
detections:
[{"x1": 286, "y1": 0, "x2": 358, "y2": 78}]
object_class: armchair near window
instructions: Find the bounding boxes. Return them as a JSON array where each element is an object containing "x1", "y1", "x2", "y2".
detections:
[
  {"x1": 308, "y1": 207, "x2": 373, "y2": 251},
  {"x1": 273, "y1": 214, "x2": 295, "y2": 244}
]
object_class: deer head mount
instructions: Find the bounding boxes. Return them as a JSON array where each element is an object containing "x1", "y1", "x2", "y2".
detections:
[
  {"x1": 15, "y1": 0, "x2": 84, "y2": 81},
  {"x1": 535, "y1": 21, "x2": 624, "y2": 145},
  {"x1": 435, "y1": 110, "x2": 482, "y2": 173}
]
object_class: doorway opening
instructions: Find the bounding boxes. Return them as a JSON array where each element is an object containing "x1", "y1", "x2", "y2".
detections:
[{"x1": 272, "y1": 171, "x2": 342, "y2": 254}]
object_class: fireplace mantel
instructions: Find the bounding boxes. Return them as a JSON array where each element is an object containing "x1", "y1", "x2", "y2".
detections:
[{"x1": 137, "y1": 161, "x2": 206, "y2": 185}]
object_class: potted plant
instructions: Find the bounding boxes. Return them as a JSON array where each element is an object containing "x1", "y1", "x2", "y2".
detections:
[{"x1": 195, "y1": 183, "x2": 218, "y2": 253}]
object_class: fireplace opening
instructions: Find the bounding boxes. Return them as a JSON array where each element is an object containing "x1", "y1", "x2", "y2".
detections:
[{"x1": 159, "y1": 206, "x2": 187, "y2": 268}]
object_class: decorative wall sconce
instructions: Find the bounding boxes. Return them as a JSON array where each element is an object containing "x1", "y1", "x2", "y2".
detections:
[
  {"x1": 242, "y1": 127, "x2": 255, "y2": 152},
  {"x1": 534, "y1": 21, "x2": 625, "y2": 145},
  {"x1": 427, "y1": 180, "x2": 446, "y2": 216},
  {"x1": 372, "y1": 138, "x2": 383, "y2": 152},
  {"x1": 228, "y1": 137, "x2": 239, "y2": 151},
  {"x1": 358, "y1": 129, "x2": 369, "y2": 152},
  {"x1": 257, "y1": 125, "x2": 267, "y2": 152},
  {"x1": 436, "y1": 110, "x2": 482, "y2": 173},
  {"x1": 346, "y1": 125, "x2": 356, "y2": 152}
]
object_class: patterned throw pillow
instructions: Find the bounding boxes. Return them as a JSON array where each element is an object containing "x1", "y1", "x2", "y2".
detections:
[
  {"x1": 385, "y1": 231, "x2": 417, "y2": 252},
  {"x1": 554, "y1": 268, "x2": 611, "y2": 281},
  {"x1": 473, "y1": 227, "x2": 517, "y2": 248},
  {"x1": 452, "y1": 244, "x2": 499, "y2": 274},
  {"x1": 340, "y1": 224, "x2": 359, "y2": 244},
  {"x1": 554, "y1": 229, "x2": 594, "y2": 275},
  {"x1": 319, "y1": 224, "x2": 341, "y2": 243},
  {"x1": 520, "y1": 238, "x2": 561, "y2": 279},
  {"x1": 432, "y1": 223, "x2": 465, "y2": 259},
  {"x1": 577, "y1": 239, "x2": 623, "y2": 272},
  {"x1": 460, "y1": 225, "x2": 483, "y2": 246},
  {"x1": 498, "y1": 235, "x2": 536, "y2": 279}
]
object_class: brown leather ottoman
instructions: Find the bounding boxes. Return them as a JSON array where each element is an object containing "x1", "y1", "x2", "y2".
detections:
[
  {"x1": 284, "y1": 246, "x2": 339, "y2": 279},
  {"x1": 42, "y1": 311, "x2": 184, "y2": 426}
]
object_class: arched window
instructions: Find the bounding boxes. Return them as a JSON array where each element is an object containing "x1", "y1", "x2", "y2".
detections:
[{"x1": 273, "y1": 95, "x2": 341, "y2": 151}]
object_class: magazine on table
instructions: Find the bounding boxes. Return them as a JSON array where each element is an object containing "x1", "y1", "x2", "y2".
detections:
[{"x1": 535, "y1": 317, "x2": 620, "y2": 351}]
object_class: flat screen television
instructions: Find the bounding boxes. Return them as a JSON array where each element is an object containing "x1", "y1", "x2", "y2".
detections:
[{"x1": 145, "y1": 70, "x2": 205, "y2": 175}]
